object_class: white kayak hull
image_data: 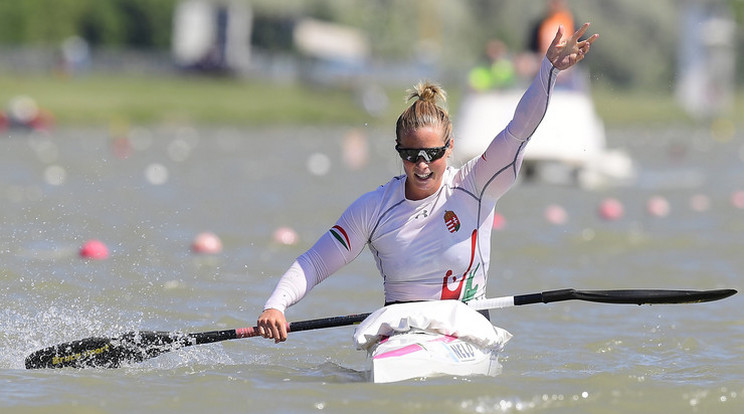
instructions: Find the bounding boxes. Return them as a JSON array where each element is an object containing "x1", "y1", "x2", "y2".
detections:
[
  {"x1": 353, "y1": 301, "x2": 512, "y2": 384},
  {"x1": 366, "y1": 331, "x2": 502, "y2": 383}
]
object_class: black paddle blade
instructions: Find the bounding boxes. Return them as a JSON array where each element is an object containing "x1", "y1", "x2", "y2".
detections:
[
  {"x1": 565, "y1": 288, "x2": 737, "y2": 305},
  {"x1": 25, "y1": 331, "x2": 194, "y2": 369}
]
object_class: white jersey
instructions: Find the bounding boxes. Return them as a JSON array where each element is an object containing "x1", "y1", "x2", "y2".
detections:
[{"x1": 264, "y1": 58, "x2": 560, "y2": 313}]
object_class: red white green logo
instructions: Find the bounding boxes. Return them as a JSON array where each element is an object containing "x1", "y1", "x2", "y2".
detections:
[
  {"x1": 330, "y1": 225, "x2": 350, "y2": 251},
  {"x1": 444, "y1": 210, "x2": 460, "y2": 233}
]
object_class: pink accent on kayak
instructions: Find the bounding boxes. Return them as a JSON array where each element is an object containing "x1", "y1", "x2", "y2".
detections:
[{"x1": 373, "y1": 335, "x2": 457, "y2": 360}]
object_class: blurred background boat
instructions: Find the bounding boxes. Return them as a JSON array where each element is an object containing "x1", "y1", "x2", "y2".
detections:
[{"x1": 454, "y1": 79, "x2": 636, "y2": 189}]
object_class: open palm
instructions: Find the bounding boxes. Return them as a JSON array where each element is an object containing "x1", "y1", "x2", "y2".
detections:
[{"x1": 546, "y1": 22, "x2": 599, "y2": 70}]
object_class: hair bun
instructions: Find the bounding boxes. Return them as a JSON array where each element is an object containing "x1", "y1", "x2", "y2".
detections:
[{"x1": 407, "y1": 81, "x2": 447, "y2": 105}]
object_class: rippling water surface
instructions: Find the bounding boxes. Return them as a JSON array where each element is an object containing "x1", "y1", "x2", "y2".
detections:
[{"x1": 1, "y1": 125, "x2": 742, "y2": 413}]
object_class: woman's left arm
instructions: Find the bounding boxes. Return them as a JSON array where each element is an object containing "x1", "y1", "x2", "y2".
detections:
[
  {"x1": 508, "y1": 22, "x2": 598, "y2": 142},
  {"x1": 466, "y1": 23, "x2": 598, "y2": 198}
]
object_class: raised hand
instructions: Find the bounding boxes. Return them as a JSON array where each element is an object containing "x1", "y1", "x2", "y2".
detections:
[{"x1": 546, "y1": 22, "x2": 598, "y2": 70}]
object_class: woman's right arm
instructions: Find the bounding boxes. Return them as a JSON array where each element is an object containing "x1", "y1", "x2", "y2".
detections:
[{"x1": 257, "y1": 194, "x2": 374, "y2": 342}]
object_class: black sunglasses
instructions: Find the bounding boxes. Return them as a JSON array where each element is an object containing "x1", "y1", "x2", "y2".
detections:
[{"x1": 395, "y1": 140, "x2": 450, "y2": 163}]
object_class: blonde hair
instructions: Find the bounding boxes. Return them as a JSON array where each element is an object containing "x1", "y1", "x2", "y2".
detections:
[{"x1": 395, "y1": 81, "x2": 452, "y2": 145}]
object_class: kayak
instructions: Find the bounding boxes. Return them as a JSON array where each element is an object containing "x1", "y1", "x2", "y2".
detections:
[
  {"x1": 365, "y1": 330, "x2": 503, "y2": 383},
  {"x1": 353, "y1": 301, "x2": 512, "y2": 383}
]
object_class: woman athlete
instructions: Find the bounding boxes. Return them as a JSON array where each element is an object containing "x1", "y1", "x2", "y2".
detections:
[{"x1": 257, "y1": 23, "x2": 598, "y2": 343}]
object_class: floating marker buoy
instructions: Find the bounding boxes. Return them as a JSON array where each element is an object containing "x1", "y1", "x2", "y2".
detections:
[
  {"x1": 273, "y1": 227, "x2": 299, "y2": 245},
  {"x1": 646, "y1": 196, "x2": 670, "y2": 218},
  {"x1": 492, "y1": 212, "x2": 506, "y2": 230},
  {"x1": 342, "y1": 129, "x2": 369, "y2": 170},
  {"x1": 731, "y1": 190, "x2": 744, "y2": 210},
  {"x1": 598, "y1": 198, "x2": 624, "y2": 221},
  {"x1": 544, "y1": 204, "x2": 568, "y2": 225},
  {"x1": 191, "y1": 232, "x2": 223, "y2": 254},
  {"x1": 79, "y1": 239, "x2": 109, "y2": 260}
]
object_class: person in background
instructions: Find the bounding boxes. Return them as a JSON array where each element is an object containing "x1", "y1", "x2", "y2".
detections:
[
  {"x1": 256, "y1": 23, "x2": 598, "y2": 343},
  {"x1": 524, "y1": 0, "x2": 582, "y2": 89},
  {"x1": 529, "y1": 0, "x2": 575, "y2": 55},
  {"x1": 468, "y1": 39, "x2": 517, "y2": 92}
]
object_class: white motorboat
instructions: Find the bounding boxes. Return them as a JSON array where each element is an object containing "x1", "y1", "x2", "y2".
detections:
[
  {"x1": 354, "y1": 301, "x2": 512, "y2": 383},
  {"x1": 454, "y1": 86, "x2": 635, "y2": 189}
]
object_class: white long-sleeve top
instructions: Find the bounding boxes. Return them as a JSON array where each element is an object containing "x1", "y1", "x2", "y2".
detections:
[{"x1": 264, "y1": 57, "x2": 560, "y2": 313}]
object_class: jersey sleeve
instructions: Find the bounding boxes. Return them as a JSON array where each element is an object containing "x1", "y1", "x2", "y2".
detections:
[
  {"x1": 463, "y1": 57, "x2": 560, "y2": 200},
  {"x1": 263, "y1": 192, "x2": 375, "y2": 313}
]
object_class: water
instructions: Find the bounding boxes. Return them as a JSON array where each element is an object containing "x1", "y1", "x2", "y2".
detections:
[{"x1": 1, "y1": 124, "x2": 742, "y2": 413}]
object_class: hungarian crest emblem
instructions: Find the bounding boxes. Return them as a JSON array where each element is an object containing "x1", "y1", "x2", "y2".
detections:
[{"x1": 443, "y1": 210, "x2": 460, "y2": 233}]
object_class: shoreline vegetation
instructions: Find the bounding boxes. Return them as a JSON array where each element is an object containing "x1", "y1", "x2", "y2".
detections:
[{"x1": 0, "y1": 73, "x2": 741, "y2": 128}]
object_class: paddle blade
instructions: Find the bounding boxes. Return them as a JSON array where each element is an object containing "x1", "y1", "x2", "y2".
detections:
[
  {"x1": 25, "y1": 331, "x2": 194, "y2": 369},
  {"x1": 568, "y1": 288, "x2": 737, "y2": 305},
  {"x1": 472, "y1": 288, "x2": 737, "y2": 310}
]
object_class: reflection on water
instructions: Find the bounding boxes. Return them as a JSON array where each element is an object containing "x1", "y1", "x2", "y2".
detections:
[{"x1": 1, "y1": 125, "x2": 742, "y2": 413}]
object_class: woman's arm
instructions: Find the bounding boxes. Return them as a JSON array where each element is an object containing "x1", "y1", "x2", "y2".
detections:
[
  {"x1": 467, "y1": 23, "x2": 598, "y2": 198},
  {"x1": 505, "y1": 23, "x2": 597, "y2": 142},
  {"x1": 257, "y1": 195, "x2": 374, "y2": 342}
]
